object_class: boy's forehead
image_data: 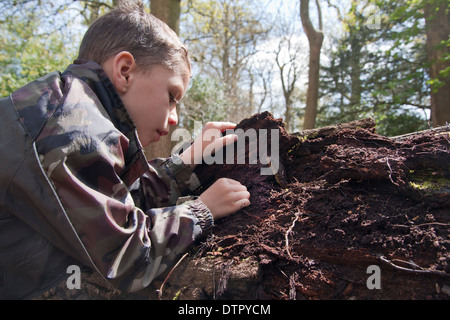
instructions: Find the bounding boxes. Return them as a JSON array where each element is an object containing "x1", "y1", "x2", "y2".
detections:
[
  {"x1": 143, "y1": 60, "x2": 190, "y2": 78},
  {"x1": 155, "y1": 64, "x2": 191, "y2": 94}
]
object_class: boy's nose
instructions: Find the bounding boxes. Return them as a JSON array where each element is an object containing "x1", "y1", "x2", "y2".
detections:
[{"x1": 168, "y1": 109, "x2": 178, "y2": 126}]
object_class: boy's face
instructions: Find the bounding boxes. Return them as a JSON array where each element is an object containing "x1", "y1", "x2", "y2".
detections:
[
  {"x1": 121, "y1": 65, "x2": 190, "y2": 147},
  {"x1": 104, "y1": 52, "x2": 190, "y2": 147}
]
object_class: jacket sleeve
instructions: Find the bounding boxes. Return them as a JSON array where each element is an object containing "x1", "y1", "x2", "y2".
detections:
[
  {"x1": 36, "y1": 111, "x2": 213, "y2": 293},
  {"x1": 132, "y1": 154, "x2": 215, "y2": 239},
  {"x1": 136, "y1": 154, "x2": 203, "y2": 209},
  {"x1": 40, "y1": 133, "x2": 213, "y2": 292}
]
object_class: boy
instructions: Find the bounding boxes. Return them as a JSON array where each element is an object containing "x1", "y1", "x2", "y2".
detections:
[{"x1": 0, "y1": 1, "x2": 250, "y2": 299}]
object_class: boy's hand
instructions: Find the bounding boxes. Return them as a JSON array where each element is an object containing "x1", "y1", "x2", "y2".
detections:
[
  {"x1": 199, "y1": 178, "x2": 250, "y2": 220},
  {"x1": 179, "y1": 122, "x2": 237, "y2": 167}
]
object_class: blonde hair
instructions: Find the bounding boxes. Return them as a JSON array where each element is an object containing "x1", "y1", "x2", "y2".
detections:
[{"x1": 78, "y1": 0, "x2": 191, "y2": 74}]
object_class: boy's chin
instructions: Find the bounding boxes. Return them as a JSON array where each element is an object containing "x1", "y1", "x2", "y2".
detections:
[
  {"x1": 145, "y1": 133, "x2": 161, "y2": 146},
  {"x1": 137, "y1": 136, "x2": 154, "y2": 148},
  {"x1": 138, "y1": 130, "x2": 167, "y2": 148},
  {"x1": 152, "y1": 134, "x2": 161, "y2": 143}
]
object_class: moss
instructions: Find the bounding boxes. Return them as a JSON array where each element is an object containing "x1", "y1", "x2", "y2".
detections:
[
  {"x1": 408, "y1": 169, "x2": 450, "y2": 194},
  {"x1": 172, "y1": 289, "x2": 182, "y2": 300},
  {"x1": 306, "y1": 132, "x2": 319, "y2": 140}
]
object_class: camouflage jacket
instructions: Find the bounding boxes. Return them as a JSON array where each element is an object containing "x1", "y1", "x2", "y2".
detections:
[{"x1": 0, "y1": 60, "x2": 213, "y2": 299}]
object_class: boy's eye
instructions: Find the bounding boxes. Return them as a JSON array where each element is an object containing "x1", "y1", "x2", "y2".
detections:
[{"x1": 169, "y1": 94, "x2": 179, "y2": 106}]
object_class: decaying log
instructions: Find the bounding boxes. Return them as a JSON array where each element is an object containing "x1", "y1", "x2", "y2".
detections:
[
  {"x1": 162, "y1": 112, "x2": 450, "y2": 300},
  {"x1": 293, "y1": 117, "x2": 376, "y2": 139},
  {"x1": 391, "y1": 124, "x2": 450, "y2": 141},
  {"x1": 35, "y1": 112, "x2": 450, "y2": 300}
]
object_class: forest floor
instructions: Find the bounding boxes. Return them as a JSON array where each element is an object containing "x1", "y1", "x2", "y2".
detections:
[{"x1": 36, "y1": 112, "x2": 450, "y2": 300}]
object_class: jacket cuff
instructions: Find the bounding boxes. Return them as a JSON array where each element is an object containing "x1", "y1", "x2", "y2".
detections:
[{"x1": 177, "y1": 196, "x2": 214, "y2": 235}]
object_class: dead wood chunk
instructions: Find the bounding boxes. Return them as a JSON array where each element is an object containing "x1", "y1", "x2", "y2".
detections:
[
  {"x1": 189, "y1": 112, "x2": 450, "y2": 300},
  {"x1": 193, "y1": 111, "x2": 296, "y2": 189},
  {"x1": 293, "y1": 117, "x2": 376, "y2": 139},
  {"x1": 392, "y1": 124, "x2": 450, "y2": 141},
  {"x1": 153, "y1": 256, "x2": 261, "y2": 300}
]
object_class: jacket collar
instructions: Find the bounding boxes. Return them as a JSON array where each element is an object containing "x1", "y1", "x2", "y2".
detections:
[{"x1": 62, "y1": 59, "x2": 150, "y2": 185}]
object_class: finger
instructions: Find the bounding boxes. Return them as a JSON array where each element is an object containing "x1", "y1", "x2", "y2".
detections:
[
  {"x1": 204, "y1": 122, "x2": 237, "y2": 132},
  {"x1": 233, "y1": 190, "x2": 250, "y2": 201},
  {"x1": 222, "y1": 133, "x2": 238, "y2": 145},
  {"x1": 209, "y1": 134, "x2": 237, "y2": 151},
  {"x1": 232, "y1": 185, "x2": 249, "y2": 193},
  {"x1": 220, "y1": 178, "x2": 245, "y2": 187},
  {"x1": 236, "y1": 198, "x2": 251, "y2": 210}
]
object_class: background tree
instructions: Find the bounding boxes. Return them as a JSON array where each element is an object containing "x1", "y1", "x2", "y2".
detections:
[
  {"x1": 0, "y1": 1, "x2": 80, "y2": 97},
  {"x1": 179, "y1": 76, "x2": 227, "y2": 131},
  {"x1": 319, "y1": 0, "x2": 433, "y2": 136},
  {"x1": 151, "y1": 0, "x2": 181, "y2": 33},
  {"x1": 274, "y1": 34, "x2": 306, "y2": 132},
  {"x1": 183, "y1": 0, "x2": 270, "y2": 123},
  {"x1": 423, "y1": 0, "x2": 450, "y2": 126},
  {"x1": 146, "y1": 0, "x2": 182, "y2": 158},
  {"x1": 369, "y1": 0, "x2": 449, "y2": 129},
  {"x1": 1, "y1": 0, "x2": 448, "y2": 140},
  {"x1": 300, "y1": 0, "x2": 324, "y2": 129}
]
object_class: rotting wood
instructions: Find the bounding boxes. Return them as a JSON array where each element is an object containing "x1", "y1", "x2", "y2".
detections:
[
  {"x1": 34, "y1": 112, "x2": 450, "y2": 300},
  {"x1": 293, "y1": 117, "x2": 376, "y2": 139},
  {"x1": 391, "y1": 124, "x2": 450, "y2": 141}
]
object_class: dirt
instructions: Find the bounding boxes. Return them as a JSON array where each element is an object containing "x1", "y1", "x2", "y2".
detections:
[{"x1": 35, "y1": 112, "x2": 450, "y2": 300}]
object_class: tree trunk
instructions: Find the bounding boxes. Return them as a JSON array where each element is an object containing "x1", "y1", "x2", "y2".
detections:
[
  {"x1": 300, "y1": 0, "x2": 324, "y2": 130},
  {"x1": 145, "y1": 0, "x2": 182, "y2": 159},
  {"x1": 424, "y1": 0, "x2": 450, "y2": 127},
  {"x1": 150, "y1": 0, "x2": 181, "y2": 34},
  {"x1": 349, "y1": 30, "x2": 362, "y2": 109}
]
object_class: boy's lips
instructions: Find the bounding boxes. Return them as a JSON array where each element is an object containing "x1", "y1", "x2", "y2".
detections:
[{"x1": 157, "y1": 130, "x2": 169, "y2": 136}]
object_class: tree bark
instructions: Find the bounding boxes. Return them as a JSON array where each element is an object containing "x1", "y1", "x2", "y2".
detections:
[
  {"x1": 424, "y1": 0, "x2": 450, "y2": 127},
  {"x1": 150, "y1": 0, "x2": 181, "y2": 34},
  {"x1": 300, "y1": 0, "x2": 324, "y2": 130},
  {"x1": 145, "y1": 0, "x2": 182, "y2": 159},
  {"x1": 293, "y1": 117, "x2": 376, "y2": 139}
]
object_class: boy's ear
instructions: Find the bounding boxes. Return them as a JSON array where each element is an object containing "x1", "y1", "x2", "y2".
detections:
[{"x1": 109, "y1": 51, "x2": 136, "y2": 94}]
